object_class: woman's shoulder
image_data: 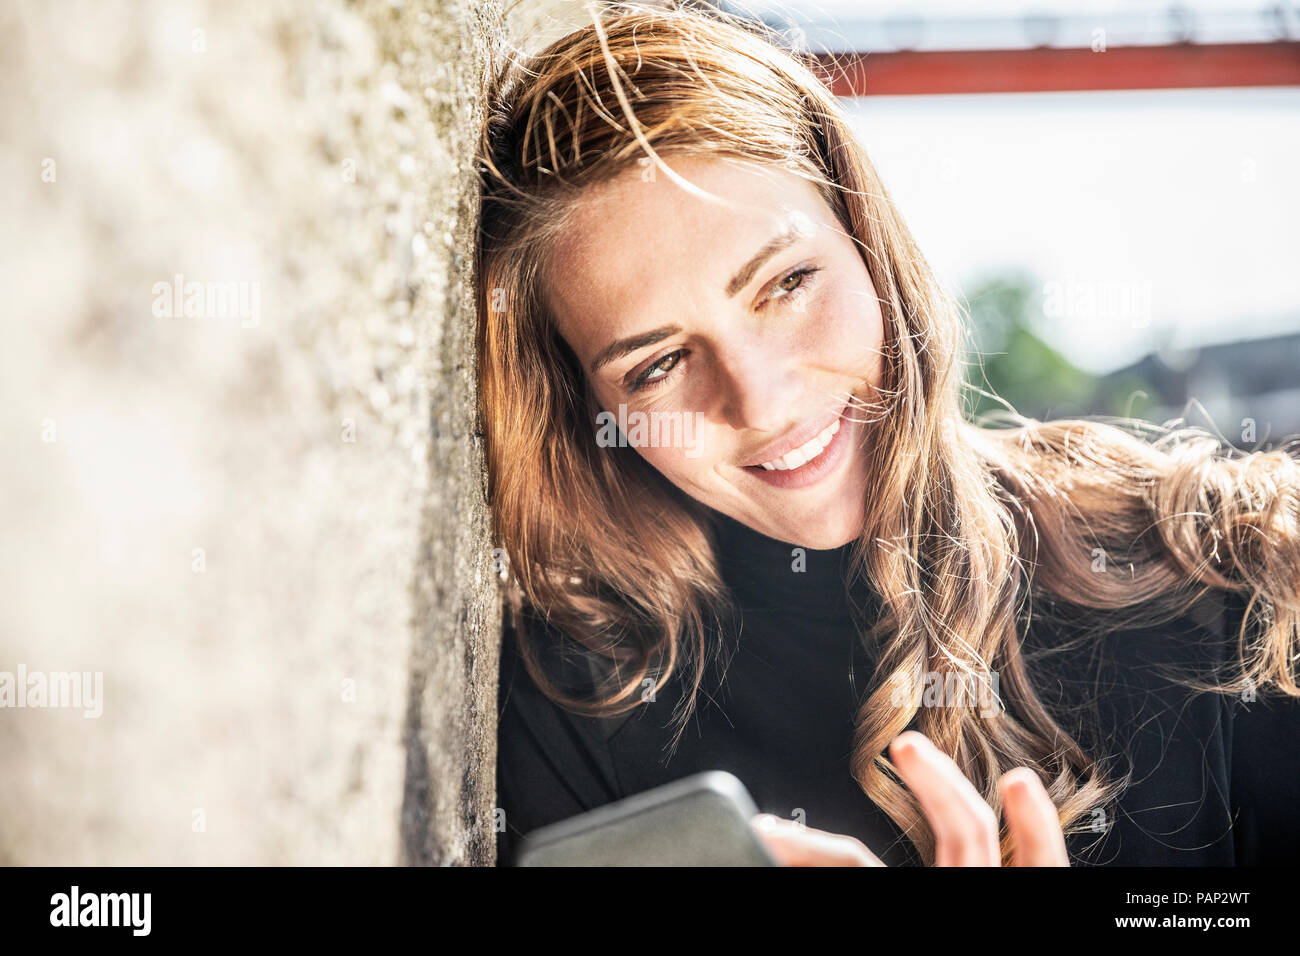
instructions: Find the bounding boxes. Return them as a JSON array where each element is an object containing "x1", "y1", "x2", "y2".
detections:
[
  {"x1": 1227, "y1": 683, "x2": 1300, "y2": 864},
  {"x1": 1023, "y1": 586, "x2": 1300, "y2": 864},
  {"x1": 494, "y1": 609, "x2": 626, "y2": 865},
  {"x1": 1215, "y1": 589, "x2": 1300, "y2": 864},
  {"x1": 496, "y1": 607, "x2": 622, "y2": 754},
  {"x1": 1020, "y1": 585, "x2": 1257, "y2": 747},
  {"x1": 1023, "y1": 586, "x2": 1243, "y2": 681}
]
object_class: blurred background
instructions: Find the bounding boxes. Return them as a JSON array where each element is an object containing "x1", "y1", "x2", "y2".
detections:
[{"x1": 723, "y1": 0, "x2": 1300, "y2": 446}]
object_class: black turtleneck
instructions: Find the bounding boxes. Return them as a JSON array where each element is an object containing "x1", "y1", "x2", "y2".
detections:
[{"x1": 495, "y1": 510, "x2": 1300, "y2": 866}]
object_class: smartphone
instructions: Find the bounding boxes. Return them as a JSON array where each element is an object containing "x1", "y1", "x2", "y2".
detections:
[{"x1": 514, "y1": 770, "x2": 779, "y2": 867}]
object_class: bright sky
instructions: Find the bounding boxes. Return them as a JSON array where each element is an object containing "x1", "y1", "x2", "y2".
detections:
[{"x1": 843, "y1": 86, "x2": 1300, "y2": 373}]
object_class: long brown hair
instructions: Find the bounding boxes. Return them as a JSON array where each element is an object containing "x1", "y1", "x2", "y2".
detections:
[{"x1": 475, "y1": 3, "x2": 1300, "y2": 864}]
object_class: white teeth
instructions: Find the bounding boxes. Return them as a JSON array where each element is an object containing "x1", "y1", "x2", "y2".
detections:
[{"x1": 755, "y1": 417, "x2": 841, "y2": 472}]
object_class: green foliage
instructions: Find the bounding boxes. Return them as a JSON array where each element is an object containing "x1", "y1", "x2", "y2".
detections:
[{"x1": 960, "y1": 273, "x2": 1156, "y2": 424}]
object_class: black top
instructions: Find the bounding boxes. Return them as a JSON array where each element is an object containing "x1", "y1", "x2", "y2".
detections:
[{"x1": 496, "y1": 510, "x2": 1300, "y2": 866}]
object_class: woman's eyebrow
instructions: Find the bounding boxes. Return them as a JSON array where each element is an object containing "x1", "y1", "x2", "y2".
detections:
[
  {"x1": 589, "y1": 324, "x2": 683, "y2": 375},
  {"x1": 725, "y1": 221, "x2": 809, "y2": 298}
]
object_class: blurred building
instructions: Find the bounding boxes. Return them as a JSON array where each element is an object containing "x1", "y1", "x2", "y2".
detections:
[{"x1": 1095, "y1": 329, "x2": 1300, "y2": 446}]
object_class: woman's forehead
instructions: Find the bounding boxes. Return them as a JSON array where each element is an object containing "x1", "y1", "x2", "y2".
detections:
[{"x1": 543, "y1": 158, "x2": 831, "y2": 340}]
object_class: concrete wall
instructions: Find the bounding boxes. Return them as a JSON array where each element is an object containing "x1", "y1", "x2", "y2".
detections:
[{"x1": 0, "y1": 0, "x2": 586, "y2": 865}]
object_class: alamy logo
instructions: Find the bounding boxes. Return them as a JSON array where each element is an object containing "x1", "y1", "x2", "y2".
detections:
[
  {"x1": 889, "y1": 667, "x2": 1002, "y2": 718},
  {"x1": 595, "y1": 404, "x2": 704, "y2": 458},
  {"x1": 50, "y1": 886, "x2": 151, "y2": 936},
  {"x1": 152, "y1": 273, "x2": 260, "y2": 328},
  {"x1": 0, "y1": 665, "x2": 102, "y2": 718}
]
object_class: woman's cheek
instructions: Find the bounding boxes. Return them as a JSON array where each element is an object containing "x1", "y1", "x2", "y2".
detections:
[
  {"x1": 823, "y1": 283, "x2": 886, "y2": 382},
  {"x1": 633, "y1": 420, "x2": 719, "y2": 479}
]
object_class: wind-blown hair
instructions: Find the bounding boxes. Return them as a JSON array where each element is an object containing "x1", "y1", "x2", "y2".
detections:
[{"x1": 475, "y1": 3, "x2": 1300, "y2": 865}]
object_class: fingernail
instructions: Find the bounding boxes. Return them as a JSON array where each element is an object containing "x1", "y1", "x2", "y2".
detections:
[
  {"x1": 892, "y1": 732, "x2": 922, "y2": 756},
  {"x1": 1001, "y1": 768, "x2": 1034, "y2": 794}
]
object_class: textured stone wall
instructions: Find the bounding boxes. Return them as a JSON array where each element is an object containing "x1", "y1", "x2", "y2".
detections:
[{"x1": 0, "y1": 0, "x2": 584, "y2": 865}]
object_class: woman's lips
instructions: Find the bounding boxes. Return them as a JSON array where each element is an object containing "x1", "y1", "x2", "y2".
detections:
[
  {"x1": 741, "y1": 403, "x2": 854, "y2": 490},
  {"x1": 756, "y1": 417, "x2": 840, "y2": 471}
]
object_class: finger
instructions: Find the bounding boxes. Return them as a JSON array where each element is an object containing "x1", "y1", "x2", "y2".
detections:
[
  {"x1": 889, "y1": 731, "x2": 1000, "y2": 866},
  {"x1": 750, "y1": 814, "x2": 885, "y2": 867},
  {"x1": 998, "y1": 767, "x2": 1070, "y2": 867}
]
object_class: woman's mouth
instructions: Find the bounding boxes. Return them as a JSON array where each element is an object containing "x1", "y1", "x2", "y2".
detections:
[
  {"x1": 755, "y1": 417, "x2": 840, "y2": 471},
  {"x1": 740, "y1": 403, "x2": 854, "y2": 490}
]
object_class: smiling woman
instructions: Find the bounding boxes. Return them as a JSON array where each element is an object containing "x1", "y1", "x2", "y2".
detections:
[
  {"x1": 475, "y1": 3, "x2": 1300, "y2": 867},
  {"x1": 541, "y1": 157, "x2": 881, "y2": 546}
]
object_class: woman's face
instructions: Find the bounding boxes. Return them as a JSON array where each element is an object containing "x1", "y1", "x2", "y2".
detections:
[{"x1": 543, "y1": 156, "x2": 885, "y2": 549}]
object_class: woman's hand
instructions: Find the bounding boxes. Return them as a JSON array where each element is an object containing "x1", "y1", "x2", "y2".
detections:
[{"x1": 750, "y1": 730, "x2": 1070, "y2": 866}]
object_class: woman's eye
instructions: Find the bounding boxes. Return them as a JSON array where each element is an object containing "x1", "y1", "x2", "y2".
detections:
[
  {"x1": 629, "y1": 350, "x2": 683, "y2": 393},
  {"x1": 766, "y1": 265, "x2": 821, "y2": 306},
  {"x1": 778, "y1": 271, "x2": 805, "y2": 293}
]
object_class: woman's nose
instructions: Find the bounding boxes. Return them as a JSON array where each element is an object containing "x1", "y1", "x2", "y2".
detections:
[{"x1": 715, "y1": 343, "x2": 804, "y2": 434}]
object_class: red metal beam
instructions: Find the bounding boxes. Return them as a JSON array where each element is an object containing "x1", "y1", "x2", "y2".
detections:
[{"x1": 813, "y1": 42, "x2": 1300, "y2": 96}]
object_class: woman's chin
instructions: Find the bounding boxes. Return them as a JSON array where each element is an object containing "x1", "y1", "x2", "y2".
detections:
[{"x1": 748, "y1": 501, "x2": 865, "y2": 550}]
